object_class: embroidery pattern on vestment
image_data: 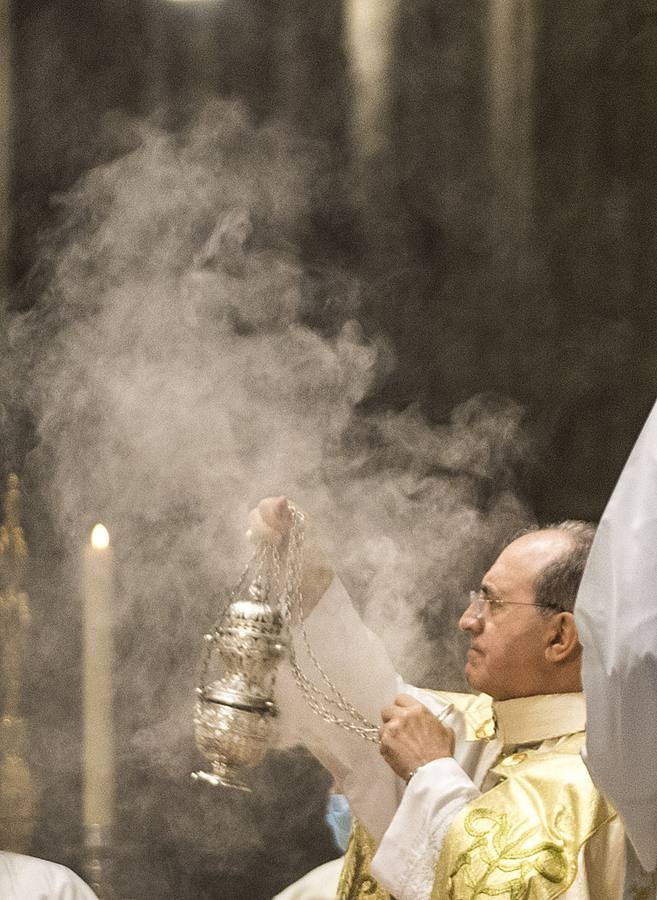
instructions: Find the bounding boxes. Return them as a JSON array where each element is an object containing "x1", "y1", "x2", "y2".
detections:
[
  {"x1": 448, "y1": 807, "x2": 567, "y2": 898},
  {"x1": 432, "y1": 733, "x2": 616, "y2": 900},
  {"x1": 337, "y1": 819, "x2": 393, "y2": 899}
]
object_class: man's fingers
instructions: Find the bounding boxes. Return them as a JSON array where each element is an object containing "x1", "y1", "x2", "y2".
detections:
[
  {"x1": 394, "y1": 694, "x2": 420, "y2": 709},
  {"x1": 378, "y1": 723, "x2": 398, "y2": 750},
  {"x1": 246, "y1": 496, "x2": 293, "y2": 544},
  {"x1": 259, "y1": 496, "x2": 292, "y2": 528},
  {"x1": 382, "y1": 695, "x2": 421, "y2": 722},
  {"x1": 246, "y1": 507, "x2": 278, "y2": 544}
]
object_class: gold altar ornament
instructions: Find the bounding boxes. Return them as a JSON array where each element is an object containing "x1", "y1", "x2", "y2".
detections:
[
  {"x1": 192, "y1": 505, "x2": 378, "y2": 791},
  {"x1": 0, "y1": 474, "x2": 36, "y2": 851}
]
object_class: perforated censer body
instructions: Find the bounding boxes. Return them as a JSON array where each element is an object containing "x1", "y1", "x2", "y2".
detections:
[{"x1": 192, "y1": 578, "x2": 286, "y2": 789}]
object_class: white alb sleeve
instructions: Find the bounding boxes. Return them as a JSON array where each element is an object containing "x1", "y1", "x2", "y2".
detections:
[
  {"x1": 273, "y1": 577, "x2": 476, "y2": 851},
  {"x1": 370, "y1": 757, "x2": 480, "y2": 900},
  {"x1": 273, "y1": 576, "x2": 405, "y2": 840}
]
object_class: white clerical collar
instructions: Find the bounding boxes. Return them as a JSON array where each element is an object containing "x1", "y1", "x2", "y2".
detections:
[{"x1": 492, "y1": 692, "x2": 586, "y2": 746}]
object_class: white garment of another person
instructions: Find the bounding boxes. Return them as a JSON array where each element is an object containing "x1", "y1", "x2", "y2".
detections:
[
  {"x1": 271, "y1": 857, "x2": 343, "y2": 900},
  {"x1": 576, "y1": 399, "x2": 657, "y2": 893},
  {"x1": 273, "y1": 577, "x2": 625, "y2": 900},
  {"x1": 0, "y1": 852, "x2": 99, "y2": 900}
]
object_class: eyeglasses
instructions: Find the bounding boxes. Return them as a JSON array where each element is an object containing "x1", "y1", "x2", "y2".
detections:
[{"x1": 466, "y1": 590, "x2": 549, "y2": 620}]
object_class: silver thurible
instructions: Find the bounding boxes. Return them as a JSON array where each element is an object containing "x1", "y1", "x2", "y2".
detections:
[
  {"x1": 192, "y1": 575, "x2": 287, "y2": 790},
  {"x1": 192, "y1": 505, "x2": 378, "y2": 792}
]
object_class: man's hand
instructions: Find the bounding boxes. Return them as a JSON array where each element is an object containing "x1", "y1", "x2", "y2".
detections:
[
  {"x1": 379, "y1": 694, "x2": 455, "y2": 782},
  {"x1": 246, "y1": 496, "x2": 294, "y2": 546},
  {"x1": 246, "y1": 496, "x2": 334, "y2": 614}
]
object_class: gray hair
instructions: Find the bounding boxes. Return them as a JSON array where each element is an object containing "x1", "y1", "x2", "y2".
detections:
[{"x1": 518, "y1": 520, "x2": 597, "y2": 614}]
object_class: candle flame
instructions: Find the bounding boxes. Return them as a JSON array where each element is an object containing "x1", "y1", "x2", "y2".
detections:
[{"x1": 90, "y1": 523, "x2": 110, "y2": 550}]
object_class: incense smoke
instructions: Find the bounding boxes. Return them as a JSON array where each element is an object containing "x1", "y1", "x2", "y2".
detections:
[{"x1": 6, "y1": 100, "x2": 532, "y2": 897}]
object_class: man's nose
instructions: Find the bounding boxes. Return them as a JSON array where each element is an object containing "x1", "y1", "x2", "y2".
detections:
[{"x1": 458, "y1": 606, "x2": 483, "y2": 633}]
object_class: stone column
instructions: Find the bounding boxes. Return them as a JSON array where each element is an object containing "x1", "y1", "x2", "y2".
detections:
[
  {"x1": 487, "y1": 0, "x2": 535, "y2": 235},
  {"x1": 343, "y1": 0, "x2": 402, "y2": 216}
]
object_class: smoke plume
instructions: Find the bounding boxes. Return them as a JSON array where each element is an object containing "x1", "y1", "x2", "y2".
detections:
[{"x1": 5, "y1": 99, "x2": 533, "y2": 897}]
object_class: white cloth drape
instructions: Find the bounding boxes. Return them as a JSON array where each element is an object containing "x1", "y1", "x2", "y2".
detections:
[{"x1": 576, "y1": 400, "x2": 657, "y2": 874}]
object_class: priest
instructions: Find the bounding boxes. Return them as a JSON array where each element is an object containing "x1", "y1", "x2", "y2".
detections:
[{"x1": 251, "y1": 498, "x2": 624, "y2": 899}]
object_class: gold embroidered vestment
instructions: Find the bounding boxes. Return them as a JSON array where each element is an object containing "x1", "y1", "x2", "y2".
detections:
[{"x1": 337, "y1": 692, "x2": 616, "y2": 900}]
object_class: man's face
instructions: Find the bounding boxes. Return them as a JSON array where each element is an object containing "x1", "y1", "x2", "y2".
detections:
[{"x1": 458, "y1": 530, "x2": 572, "y2": 700}]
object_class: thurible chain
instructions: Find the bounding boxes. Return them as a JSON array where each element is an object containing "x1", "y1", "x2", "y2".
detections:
[{"x1": 280, "y1": 507, "x2": 380, "y2": 745}]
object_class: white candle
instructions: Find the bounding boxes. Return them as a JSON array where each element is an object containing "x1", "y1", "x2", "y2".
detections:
[{"x1": 82, "y1": 523, "x2": 114, "y2": 833}]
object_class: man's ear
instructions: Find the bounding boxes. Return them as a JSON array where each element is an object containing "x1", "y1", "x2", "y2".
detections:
[{"x1": 545, "y1": 611, "x2": 582, "y2": 663}]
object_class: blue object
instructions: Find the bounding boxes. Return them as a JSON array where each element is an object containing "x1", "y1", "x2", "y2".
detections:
[{"x1": 325, "y1": 793, "x2": 352, "y2": 852}]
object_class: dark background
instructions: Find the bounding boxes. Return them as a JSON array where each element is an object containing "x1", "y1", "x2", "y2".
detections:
[{"x1": 4, "y1": 0, "x2": 657, "y2": 896}]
